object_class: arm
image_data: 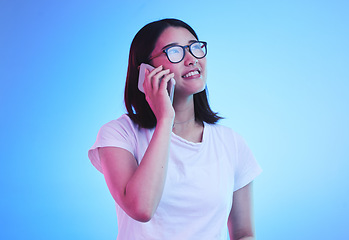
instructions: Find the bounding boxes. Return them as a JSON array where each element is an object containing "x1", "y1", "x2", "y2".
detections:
[
  {"x1": 99, "y1": 66, "x2": 175, "y2": 223},
  {"x1": 99, "y1": 119, "x2": 172, "y2": 222},
  {"x1": 228, "y1": 182, "x2": 255, "y2": 240}
]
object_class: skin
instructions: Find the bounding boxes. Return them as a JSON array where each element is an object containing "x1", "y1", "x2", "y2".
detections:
[
  {"x1": 99, "y1": 26, "x2": 255, "y2": 239},
  {"x1": 228, "y1": 183, "x2": 255, "y2": 240},
  {"x1": 148, "y1": 26, "x2": 207, "y2": 142}
]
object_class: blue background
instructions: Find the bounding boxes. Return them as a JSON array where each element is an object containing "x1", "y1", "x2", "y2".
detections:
[{"x1": 1, "y1": 0, "x2": 348, "y2": 239}]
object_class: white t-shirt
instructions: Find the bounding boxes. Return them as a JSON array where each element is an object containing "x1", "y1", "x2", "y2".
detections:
[{"x1": 88, "y1": 114, "x2": 262, "y2": 240}]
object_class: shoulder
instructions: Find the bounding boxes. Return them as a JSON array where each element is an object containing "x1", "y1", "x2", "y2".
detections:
[
  {"x1": 99, "y1": 114, "x2": 155, "y2": 145},
  {"x1": 102, "y1": 114, "x2": 135, "y2": 129},
  {"x1": 205, "y1": 123, "x2": 250, "y2": 156},
  {"x1": 206, "y1": 123, "x2": 242, "y2": 143},
  {"x1": 89, "y1": 115, "x2": 143, "y2": 173},
  {"x1": 100, "y1": 114, "x2": 140, "y2": 135}
]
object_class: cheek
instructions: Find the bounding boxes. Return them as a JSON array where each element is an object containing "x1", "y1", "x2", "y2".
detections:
[
  {"x1": 200, "y1": 61, "x2": 207, "y2": 79},
  {"x1": 164, "y1": 65, "x2": 181, "y2": 78}
]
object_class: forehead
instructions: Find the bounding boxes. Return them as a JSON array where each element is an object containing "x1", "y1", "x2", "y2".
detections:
[{"x1": 154, "y1": 27, "x2": 197, "y2": 50}]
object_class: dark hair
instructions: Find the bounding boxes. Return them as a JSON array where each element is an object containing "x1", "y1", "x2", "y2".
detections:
[{"x1": 124, "y1": 18, "x2": 222, "y2": 128}]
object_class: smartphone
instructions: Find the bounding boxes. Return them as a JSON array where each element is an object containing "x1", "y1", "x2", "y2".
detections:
[{"x1": 138, "y1": 63, "x2": 176, "y2": 103}]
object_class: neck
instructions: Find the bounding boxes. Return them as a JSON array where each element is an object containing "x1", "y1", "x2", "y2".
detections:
[
  {"x1": 172, "y1": 95, "x2": 204, "y2": 143},
  {"x1": 173, "y1": 95, "x2": 195, "y2": 124},
  {"x1": 174, "y1": 117, "x2": 195, "y2": 125}
]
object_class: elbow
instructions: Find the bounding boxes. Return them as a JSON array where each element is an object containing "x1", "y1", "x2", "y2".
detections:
[
  {"x1": 134, "y1": 212, "x2": 153, "y2": 223},
  {"x1": 112, "y1": 194, "x2": 155, "y2": 222},
  {"x1": 119, "y1": 188, "x2": 158, "y2": 222},
  {"x1": 128, "y1": 201, "x2": 156, "y2": 223},
  {"x1": 234, "y1": 232, "x2": 255, "y2": 240},
  {"x1": 132, "y1": 209, "x2": 155, "y2": 223}
]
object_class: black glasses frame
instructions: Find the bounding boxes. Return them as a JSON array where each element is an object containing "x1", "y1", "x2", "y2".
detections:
[{"x1": 149, "y1": 41, "x2": 207, "y2": 64}]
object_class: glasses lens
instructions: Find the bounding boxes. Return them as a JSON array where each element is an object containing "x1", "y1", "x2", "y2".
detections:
[
  {"x1": 190, "y1": 42, "x2": 207, "y2": 58},
  {"x1": 166, "y1": 46, "x2": 184, "y2": 63}
]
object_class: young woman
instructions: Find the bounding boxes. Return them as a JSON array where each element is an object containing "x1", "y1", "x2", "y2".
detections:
[{"x1": 88, "y1": 18, "x2": 262, "y2": 240}]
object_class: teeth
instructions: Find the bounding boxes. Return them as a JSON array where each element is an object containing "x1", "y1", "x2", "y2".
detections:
[{"x1": 183, "y1": 70, "x2": 200, "y2": 78}]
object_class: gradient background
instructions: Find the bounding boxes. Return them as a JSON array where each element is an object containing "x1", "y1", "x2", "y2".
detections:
[{"x1": 1, "y1": 0, "x2": 348, "y2": 239}]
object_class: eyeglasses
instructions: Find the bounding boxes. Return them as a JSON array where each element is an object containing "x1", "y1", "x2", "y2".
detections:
[{"x1": 149, "y1": 41, "x2": 207, "y2": 64}]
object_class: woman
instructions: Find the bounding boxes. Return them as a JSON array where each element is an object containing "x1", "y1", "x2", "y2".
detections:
[{"x1": 88, "y1": 18, "x2": 262, "y2": 240}]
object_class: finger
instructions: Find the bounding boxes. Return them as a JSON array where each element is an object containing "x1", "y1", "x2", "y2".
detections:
[
  {"x1": 152, "y1": 69, "x2": 170, "y2": 92},
  {"x1": 146, "y1": 66, "x2": 163, "y2": 92},
  {"x1": 147, "y1": 65, "x2": 163, "y2": 79},
  {"x1": 154, "y1": 69, "x2": 171, "y2": 82},
  {"x1": 143, "y1": 68, "x2": 150, "y2": 94},
  {"x1": 159, "y1": 73, "x2": 175, "y2": 92}
]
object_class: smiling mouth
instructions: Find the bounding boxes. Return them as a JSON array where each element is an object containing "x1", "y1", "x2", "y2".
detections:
[{"x1": 182, "y1": 70, "x2": 201, "y2": 78}]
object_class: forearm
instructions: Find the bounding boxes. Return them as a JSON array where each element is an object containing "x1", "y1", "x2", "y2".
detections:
[
  {"x1": 229, "y1": 233, "x2": 254, "y2": 240},
  {"x1": 235, "y1": 237, "x2": 254, "y2": 240},
  {"x1": 228, "y1": 184, "x2": 255, "y2": 240},
  {"x1": 125, "y1": 119, "x2": 173, "y2": 219},
  {"x1": 229, "y1": 232, "x2": 254, "y2": 240}
]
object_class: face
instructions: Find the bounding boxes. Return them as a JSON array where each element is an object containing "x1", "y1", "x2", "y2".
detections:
[{"x1": 150, "y1": 27, "x2": 207, "y2": 98}]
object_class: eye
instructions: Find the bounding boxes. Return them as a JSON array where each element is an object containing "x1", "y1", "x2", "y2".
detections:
[
  {"x1": 191, "y1": 42, "x2": 205, "y2": 54},
  {"x1": 191, "y1": 42, "x2": 201, "y2": 50},
  {"x1": 167, "y1": 46, "x2": 181, "y2": 55}
]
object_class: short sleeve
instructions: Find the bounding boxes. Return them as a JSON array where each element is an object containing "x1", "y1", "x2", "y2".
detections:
[
  {"x1": 233, "y1": 133, "x2": 262, "y2": 191},
  {"x1": 88, "y1": 115, "x2": 137, "y2": 173}
]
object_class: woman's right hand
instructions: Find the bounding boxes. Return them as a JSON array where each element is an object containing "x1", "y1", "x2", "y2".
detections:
[
  {"x1": 143, "y1": 65, "x2": 175, "y2": 124},
  {"x1": 100, "y1": 67, "x2": 175, "y2": 223}
]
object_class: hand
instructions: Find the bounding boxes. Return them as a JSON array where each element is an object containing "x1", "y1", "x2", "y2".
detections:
[{"x1": 143, "y1": 65, "x2": 175, "y2": 123}]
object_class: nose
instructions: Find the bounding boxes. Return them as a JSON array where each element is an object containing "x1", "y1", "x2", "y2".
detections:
[{"x1": 183, "y1": 47, "x2": 197, "y2": 66}]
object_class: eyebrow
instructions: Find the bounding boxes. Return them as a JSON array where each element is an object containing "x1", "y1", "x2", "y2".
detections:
[
  {"x1": 161, "y1": 43, "x2": 178, "y2": 51},
  {"x1": 161, "y1": 40, "x2": 198, "y2": 50}
]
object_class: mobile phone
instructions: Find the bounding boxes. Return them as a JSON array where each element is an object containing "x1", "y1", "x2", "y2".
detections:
[{"x1": 138, "y1": 63, "x2": 176, "y2": 102}]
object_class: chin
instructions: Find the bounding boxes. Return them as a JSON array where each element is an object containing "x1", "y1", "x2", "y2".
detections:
[
  {"x1": 175, "y1": 76, "x2": 206, "y2": 95},
  {"x1": 186, "y1": 85, "x2": 206, "y2": 96},
  {"x1": 194, "y1": 82, "x2": 206, "y2": 92}
]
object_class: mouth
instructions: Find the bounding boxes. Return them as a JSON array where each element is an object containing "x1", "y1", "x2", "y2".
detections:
[{"x1": 182, "y1": 69, "x2": 201, "y2": 78}]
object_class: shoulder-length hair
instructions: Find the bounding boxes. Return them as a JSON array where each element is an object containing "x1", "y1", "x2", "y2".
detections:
[{"x1": 124, "y1": 18, "x2": 222, "y2": 129}]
